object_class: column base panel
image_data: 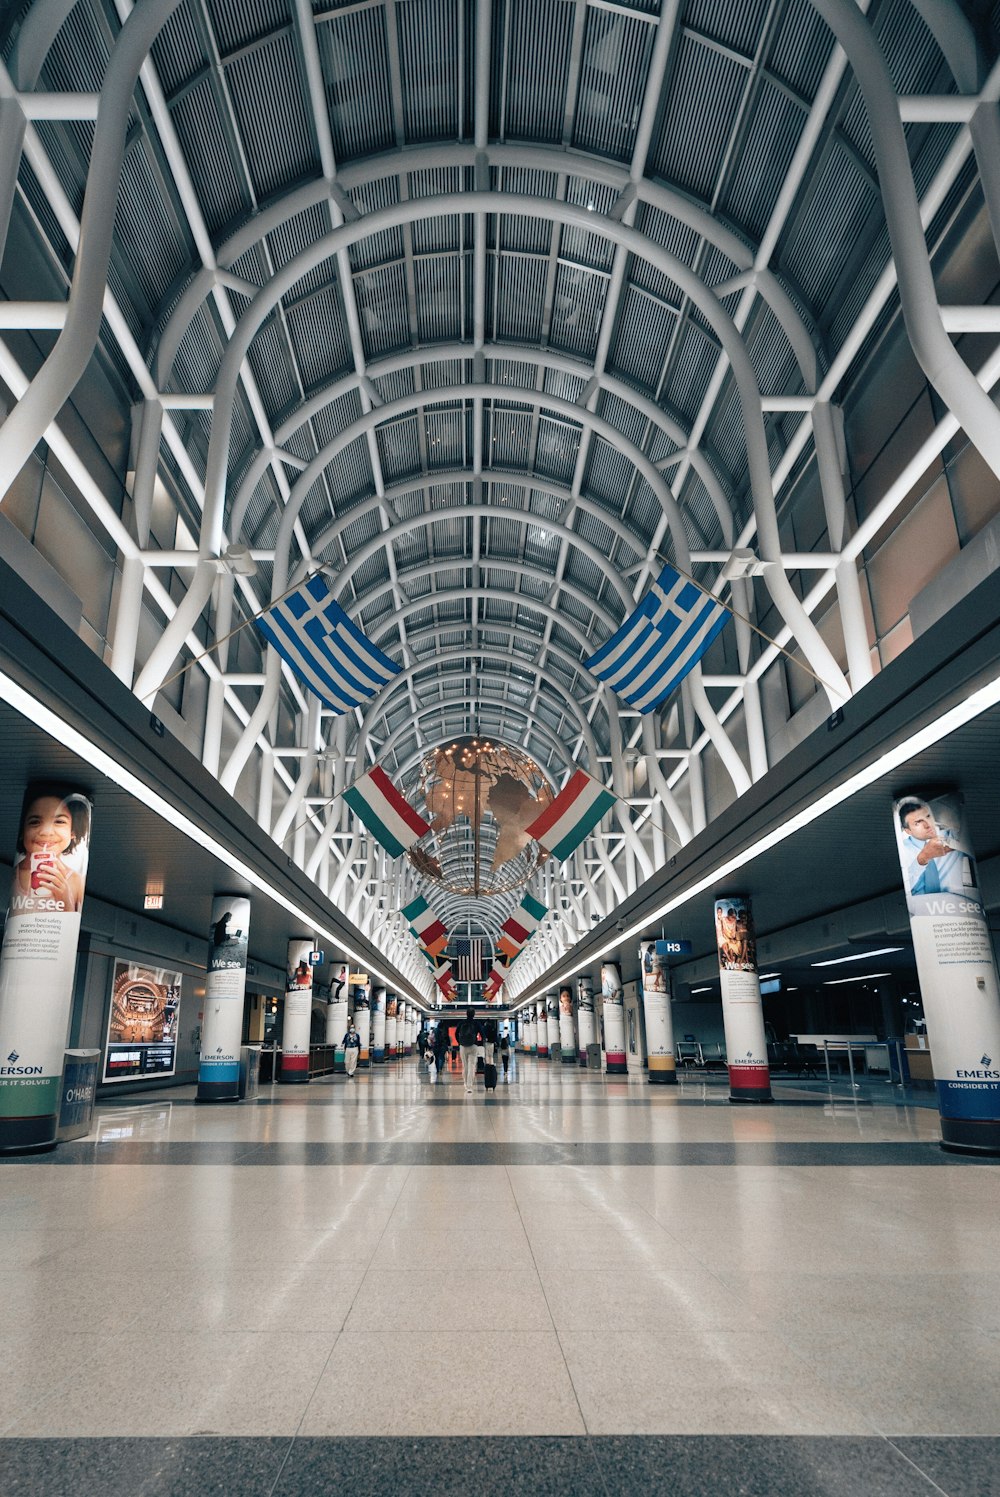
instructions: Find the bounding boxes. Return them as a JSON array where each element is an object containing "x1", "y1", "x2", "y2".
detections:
[
  {"x1": 729, "y1": 1090, "x2": 774, "y2": 1103},
  {"x1": 940, "y1": 1116, "x2": 1000, "y2": 1155},
  {"x1": 278, "y1": 1072, "x2": 310, "y2": 1085},
  {"x1": 606, "y1": 1062, "x2": 628, "y2": 1075},
  {"x1": 0, "y1": 1114, "x2": 58, "y2": 1153},
  {"x1": 648, "y1": 1071, "x2": 678, "y2": 1085},
  {"x1": 195, "y1": 1088, "x2": 241, "y2": 1103}
]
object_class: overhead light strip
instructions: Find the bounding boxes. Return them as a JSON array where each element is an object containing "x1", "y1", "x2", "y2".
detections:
[
  {"x1": 514, "y1": 665, "x2": 1000, "y2": 1008},
  {"x1": 823, "y1": 972, "x2": 892, "y2": 986},
  {"x1": 811, "y1": 946, "x2": 904, "y2": 966},
  {"x1": 0, "y1": 670, "x2": 427, "y2": 1007}
]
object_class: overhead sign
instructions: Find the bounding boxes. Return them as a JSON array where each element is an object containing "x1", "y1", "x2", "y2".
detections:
[{"x1": 656, "y1": 939, "x2": 691, "y2": 956}]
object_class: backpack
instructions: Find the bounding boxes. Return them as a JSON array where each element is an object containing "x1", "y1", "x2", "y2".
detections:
[{"x1": 457, "y1": 1019, "x2": 479, "y2": 1045}]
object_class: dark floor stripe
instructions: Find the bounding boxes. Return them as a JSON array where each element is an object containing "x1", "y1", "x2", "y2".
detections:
[
  {"x1": 2, "y1": 1435, "x2": 996, "y2": 1497},
  {"x1": 12, "y1": 1139, "x2": 992, "y2": 1167}
]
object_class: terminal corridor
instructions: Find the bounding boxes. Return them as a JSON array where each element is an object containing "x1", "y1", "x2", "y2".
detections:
[{"x1": 2, "y1": 1058, "x2": 998, "y2": 1497}]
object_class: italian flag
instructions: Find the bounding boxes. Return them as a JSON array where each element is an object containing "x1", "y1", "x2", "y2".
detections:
[
  {"x1": 498, "y1": 892, "x2": 547, "y2": 960},
  {"x1": 483, "y1": 962, "x2": 507, "y2": 1000},
  {"x1": 402, "y1": 896, "x2": 448, "y2": 958},
  {"x1": 433, "y1": 962, "x2": 455, "y2": 999},
  {"x1": 526, "y1": 768, "x2": 616, "y2": 863},
  {"x1": 343, "y1": 766, "x2": 430, "y2": 858}
]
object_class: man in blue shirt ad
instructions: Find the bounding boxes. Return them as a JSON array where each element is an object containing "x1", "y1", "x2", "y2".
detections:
[{"x1": 897, "y1": 797, "x2": 970, "y2": 897}]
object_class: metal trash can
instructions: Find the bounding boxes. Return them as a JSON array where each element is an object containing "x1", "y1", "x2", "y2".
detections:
[
  {"x1": 586, "y1": 1043, "x2": 603, "y2": 1071},
  {"x1": 239, "y1": 1045, "x2": 262, "y2": 1100},
  {"x1": 57, "y1": 1049, "x2": 100, "y2": 1141}
]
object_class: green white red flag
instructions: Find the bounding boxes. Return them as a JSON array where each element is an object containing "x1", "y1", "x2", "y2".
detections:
[
  {"x1": 498, "y1": 892, "x2": 547, "y2": 960},
  {"x1": 401, "y1": 896, "x2": 448, "y2": 958},
  {"x1": 525, "y1": 768, "x2": 616, "y2": 863},
  {"x1": 343, "y1": 766, "x2": 430, "y2": 858}
]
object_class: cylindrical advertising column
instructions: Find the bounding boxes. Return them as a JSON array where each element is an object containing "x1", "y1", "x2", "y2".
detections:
[
  {"x1": 280, "y1": 939, "x2": 314, "y2": 1083},
  {"x1": 385, "y1": 995, "x2": 398, "y2": 1059},
  {"x1": 577, "y1": 975, "x2": 596, "y2": 1066},
  {"x1": 892, "y1": 792, "x2": 1000, "y2": 1154},
  {"x1": 535, "y1": 999, "x2": 548, "y2": 1058},
  {"x1": 326, "y1": 961, "x2": 348, "y2": 1073},
  {"x1": 0, "y1": 785, "x2": 92, "y2": 1152},
  {"x1": 523, "y1": 1008, "x2": 534, "y2": 1054},
  {"x1": 403, "y1": 1004, "x2": 413, "y2": 1055},
  {"x1": 558, "y1": 983, "x2": 577, "y2": 1064},
  {"x1": 371, "y1": 986, "x2": 387, "y2": 1063},
  {"x1": 715, "y1": 897, "x2": 771, "y2": 1103},
  {"x1": 352, "y1": 977, "x2": 371, "y2": 1068},
  {"x1": 601, "y1": 961, "x2": 628, "y2": 1074},
  {"x1": 639, "y1": 941, "x2": 678, "y2": 1086},
  {"x1": 545, "y1": 993, "x2": 561, "y2": 1059},
  {"x1": 198, "y1": 895, "x2": 252, "y2": 1102}
]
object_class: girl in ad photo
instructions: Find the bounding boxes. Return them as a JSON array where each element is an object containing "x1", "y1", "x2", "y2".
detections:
[{"x1": 10, "y1": 788, "x2": 91, "y2": 917}]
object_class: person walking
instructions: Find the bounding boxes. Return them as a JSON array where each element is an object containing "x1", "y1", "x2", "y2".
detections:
[
  {"x1": 432, "y1": 1022, "x2": 450, "y2": 1079},
  {"x1": 456, "y1": 1007, "x2": 481, "y2": 1093},
  {"x1": 499, "y1": 1030, "x2": 511, "y2": 1081},
  {"x1": 343, "y1": 1018, "x2": 361, "y2": 1077}
]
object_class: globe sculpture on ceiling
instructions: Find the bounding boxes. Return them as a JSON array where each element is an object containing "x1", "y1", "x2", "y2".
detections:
[{"x1": 407, "y1": 737, "x2": 554, "y2": 897}]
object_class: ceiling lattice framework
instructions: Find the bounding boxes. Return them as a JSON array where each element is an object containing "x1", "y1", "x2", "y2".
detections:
[{"x1": 1, "y1": 0, "x2": 997, "y2": 995}]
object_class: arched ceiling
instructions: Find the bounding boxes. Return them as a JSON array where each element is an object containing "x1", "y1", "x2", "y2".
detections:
[{"x1": 1, "y1": 0, "x2": 986, "y2": 964}]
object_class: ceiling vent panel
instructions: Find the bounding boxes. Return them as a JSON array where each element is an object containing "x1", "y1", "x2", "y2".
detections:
[
  {"x1": 610, "y1": 285, "x2": 676, "y2": 392},
  {"x1": 225, "y1": 29, "x2": 316, "y2": 200},
  {"x1": 535, "y1": 416, "x2": 582, "y2": 481},
  {"x1": 324, "y1": 434, "x2": 373, "y2": 506},
  {"x1": 487, "y1": 408, "x2": 532, "y2": 469},
  {"x1": 494, "y1": 253, "x2": 547, "y2": 344},
  {"x1": 151, "y1": 5, "x2": 203, "y2": 95},
  {"x1": 415, "y1": 254, "x2": 464, "y2": 342},
  {"x1": 781, "y1": 147, "x2": 876, "y2": 311},
  {"x1": 356, "y1": 261, "x2": 411, "y2": 357},
  {"x1": 549, "y1": 263, "x2": 608, "y2": 357},
  {"x1": 572, "y1": 7, "x2": 655, "y2": 163},
  {"x1": 502, "y1": 0, "x2": 574, "y2": 144},
  {"x1": 246, "y1": 314, "x2": 300, "y2": 417},
  {"x1": 769, "y1": 0, "x2": 834, "y2": 99},
  {"x1": 285, "y1": 286, "x2": 353, "y2": 390},
  {"x1": 317, "y1": 5, "x2": 395, "y2": 161},
  {"x1": 684, "y1": 0, "x2": 769, "y2": 57},
  {"x1": 723, "y1": 77, "x2": 805, "y2": 242},
  {"x1": 562, "y1": 181, "x2": 619, "y2": 270},
  {"x1": 399, "y1": 0, "x2": 460, "y2": 143},
  {"x1": 377, "y1": 414, "x2": 422, "y2": 483},
  {"x1": 668, "y1": 319, "x2": 719, "y2": 423},
  {"x1": 171, "y1": 75, "x2": 247, "y2": 235},
  {"x1": 348, "y1": 175, "x2": 404, "y2": 270},
  {"x1": 650, "y1": 32, "x2": 747, "y2": 201}
]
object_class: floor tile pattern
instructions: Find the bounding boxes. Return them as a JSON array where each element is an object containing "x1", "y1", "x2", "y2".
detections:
[{"x1": 1, "y1": 1058, "x2": 998, "y2": 1495}]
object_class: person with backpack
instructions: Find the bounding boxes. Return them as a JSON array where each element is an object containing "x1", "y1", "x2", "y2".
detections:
[
  {"x1": 499, "y1": 1030, "x2": 511, "y2": 1081},
  {"x1": 456, "y1": 1007, "x2": 481, "y2": 1092},
  {"x1": 432, "y1": 1022, "x2": 450, "y2": 1078},
  {"x1": 343, "y1": 1017, "x2": 361, "y2": 1077}
]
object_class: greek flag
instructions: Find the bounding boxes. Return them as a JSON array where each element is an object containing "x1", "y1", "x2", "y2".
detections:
[
  {"x1": 585, "y1": 564, "x2": 730, "y2": 712},
  {"x1": 255, "y1": 573, "x2": 399, "y2": 713}
]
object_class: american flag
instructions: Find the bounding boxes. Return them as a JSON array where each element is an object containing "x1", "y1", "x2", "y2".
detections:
[{"x1": 454, "y1": 938, "x2": 484, "y2": 984}]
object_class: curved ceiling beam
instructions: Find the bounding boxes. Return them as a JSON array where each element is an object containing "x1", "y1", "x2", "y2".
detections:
[
  {"x1": 153, "y1": 143, "x2": 818, "y2": 391},
  {"x1": 136, "y1": 191, "x2": 845, "y2": 711},
  {"x1": 246, "y1": 341, "x2": 737, "y2": 547},
  {"x1": 353, "y1": 646, "x2": 604, "y2": 778},
  {"x1": 364, "y1": 582, "x2": 619, "y2": 660}
]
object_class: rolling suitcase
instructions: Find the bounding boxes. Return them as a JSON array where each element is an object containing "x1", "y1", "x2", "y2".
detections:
[{"x1": 483, "y1": 1062, "x2": 498, "y2": 1092}]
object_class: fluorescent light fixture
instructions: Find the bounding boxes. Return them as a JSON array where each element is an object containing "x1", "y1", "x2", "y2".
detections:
[
  {"x1": 822, "y1": 972, "x2": 891, "y2": 986},
  {"x1": 758, "y1": 971, "x2": 780, "y2": 978},
  {"x1": 811, "y1": 947, "x2": 904, "y2": 967},
  {"x1": 513, "y1": 662, "x2": 1000, "y2": 1006},
  {"x1": 691, "y1": 985, "x2": 712, "y2": 994},
  {"x1": 0, "y1": 668, "x2": 429, "y2": 1009}
]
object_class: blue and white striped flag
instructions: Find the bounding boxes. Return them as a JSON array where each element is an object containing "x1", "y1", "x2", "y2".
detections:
[
  {"x1": 255, "y1": 573, "x2": 399, "y2": 713},
  {"x1": 584, "y1": 563, "x2": 730, "y2": 712}
]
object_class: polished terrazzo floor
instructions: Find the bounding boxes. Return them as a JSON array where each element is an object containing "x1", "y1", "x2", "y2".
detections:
[{"x1": 2, "y1": 1055, "x2": 999, "y2": 1495}]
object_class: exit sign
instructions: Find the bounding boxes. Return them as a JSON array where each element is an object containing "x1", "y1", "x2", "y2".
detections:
[{"x1": 143, "y1": 894, "x2": 164, "y2": 910}]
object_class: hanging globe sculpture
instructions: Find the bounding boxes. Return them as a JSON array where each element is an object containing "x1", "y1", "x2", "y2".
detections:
[{"x1": 407, "y1": 737, "x2": 553, "y2": 897}]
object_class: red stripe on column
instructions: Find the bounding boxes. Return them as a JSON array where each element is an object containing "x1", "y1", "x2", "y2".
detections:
[
  {"x1": 728, "y1": 1065, "x2": 770, "y2": 1088},
  {"x1": 281, "y1": 1054, "x2": 309, "y2": 1072}
]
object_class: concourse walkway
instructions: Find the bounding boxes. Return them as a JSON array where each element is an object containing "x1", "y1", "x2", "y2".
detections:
[{"x1": 1, "y1": 1056, "x2": 999, "y2": 1496}]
